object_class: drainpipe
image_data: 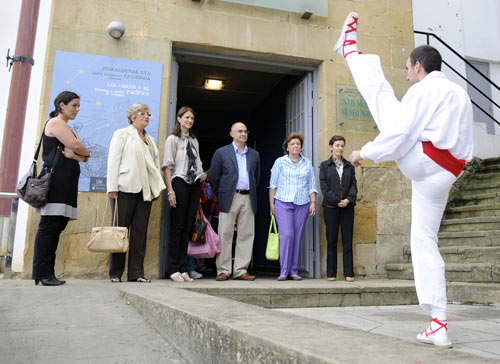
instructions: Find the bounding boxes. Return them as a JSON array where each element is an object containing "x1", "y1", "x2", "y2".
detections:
[{"x1": 0, "y1": 0, "x2": 41, "y2": 216}]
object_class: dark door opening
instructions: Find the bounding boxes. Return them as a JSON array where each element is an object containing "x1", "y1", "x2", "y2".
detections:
[{"x1": 160, "y1": 51, "x2": 317, "y2": 278}]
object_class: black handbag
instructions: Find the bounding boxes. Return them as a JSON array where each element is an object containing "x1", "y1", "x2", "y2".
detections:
[
  {"x1": 16, "y1": 129, "x2": 62, "y2": 208},
  {"x1": 191, "y1": 205, "x2": 207, "y2": 244}
]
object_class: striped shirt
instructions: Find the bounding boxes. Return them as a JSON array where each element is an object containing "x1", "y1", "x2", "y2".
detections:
[{"x1": 269, "y1": 155, "x2": 318, "y2": 205}]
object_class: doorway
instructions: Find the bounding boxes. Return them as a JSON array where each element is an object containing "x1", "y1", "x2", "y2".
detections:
[{"x1": 160, "y1": 50, "x2": 320, "y2": 278}]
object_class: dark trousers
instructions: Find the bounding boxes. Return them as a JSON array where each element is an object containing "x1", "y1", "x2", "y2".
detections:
[
  {"x1": 167, "y1": 178, "x2": 201, "y2": 275},
  {"x1": 109, "y1": 191, "x2": 152, "y2": 281},
  {"x1": 324, "y1": 206, "x2": 354, "y2": 277},
  {"x1": 32, "y1": 215, "x2": 69, "y2": 280}
]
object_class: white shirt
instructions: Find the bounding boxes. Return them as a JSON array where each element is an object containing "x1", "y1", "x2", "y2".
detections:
[{"x1": 360, "y1": 71, "x2": 474, "y2": 163}]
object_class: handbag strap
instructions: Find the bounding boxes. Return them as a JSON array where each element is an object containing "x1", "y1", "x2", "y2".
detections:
[
  {"x1": 99, "y1": 198, "x2": 120, "y2": 228},
  {"x1": 49, "y1": 144, "x2": 63, "y2": 174},
  {"x1": 35, "y1": 119, "x2": 63, "y2": 174},
  {"x1": 269, "y1": 215, "x2": 277, "y2": 234}
]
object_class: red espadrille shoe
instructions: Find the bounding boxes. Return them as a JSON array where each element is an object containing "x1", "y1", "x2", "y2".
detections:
[
  {"x1": 416, "y1": 318, "x2": 453, "y2": 348},
  {"x1": 333, "y1": 12, "x2": 359, "y2": 58}
]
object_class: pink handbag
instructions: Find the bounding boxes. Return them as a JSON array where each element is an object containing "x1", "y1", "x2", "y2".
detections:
[{"x1": 188, "y1": 213, "x2": 221, "y2": 258}]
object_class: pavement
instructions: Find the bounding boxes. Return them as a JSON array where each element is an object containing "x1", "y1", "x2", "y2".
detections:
[
  {"x1": 278, "y1": 304, "x2": 500, "y2": 361},
  {"x1": 0, "y1": 279, "x2": 187, "y2": 364},
  {"x1": 1, "y1": 278, "x2": 499, "y2": 363}
]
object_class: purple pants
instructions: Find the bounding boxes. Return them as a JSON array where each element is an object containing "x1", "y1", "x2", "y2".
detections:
[{"x1": 274, "y1": 199, "x2": 310, "y2": 277}]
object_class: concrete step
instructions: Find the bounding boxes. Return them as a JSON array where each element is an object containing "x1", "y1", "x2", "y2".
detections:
[
  {"x1": 460, "y1": 180, "x2": 500, "y2": 195},
  {"x1": 440, "y1": 246, "x2": 500, "y2": 264},
  {"x1": 479, "y1": 164, "x2": 500, "y2": 174},
  {"x1": 481, "y1": 157, "x2": 500, "y2": 166},
  {"x1": 448, "y1": 191, "x2": 498, "y2": 207},
  {"x1": 439, "y1": 216, "x2": 500, "y2": 232},
  {"x1": 444, "y1": 202, "x2": 500, "y2": 219},
  {"x1": 385, "y1": 263, "x2": 500, "y2": 283},
  {"x1": 438, "y1": 230, "x2": 500, "y2": 247},
  {"x1": 447, "y1": 282, "x2": 500, "y2": 305},
  {"x1": 119, "y1": 281, "x2": 499, "y2": 364},
  {"x1": 472, "y1": 172, "x2": 500, "y2": 182}
]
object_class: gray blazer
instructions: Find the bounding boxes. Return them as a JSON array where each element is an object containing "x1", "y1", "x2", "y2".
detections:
[{"x1": 210, "y1": 143, "x2": 260, "y2": 214}]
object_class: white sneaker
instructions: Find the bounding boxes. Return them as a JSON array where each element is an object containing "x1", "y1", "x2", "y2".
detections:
[
  {"x1": 416, "y1": 318, "x2": 453, "y2": 348},
  {"x1": 333, "y1": 12, "x2": 359, "y2": 58},
  {"x1": 189, "y1": 270, "x2": 203, "y2": 279},
  {"x1": 181, "y1": 272, "x2": 194, "y2": 282},
  {"x1": 170, "y1": 272, "x2": 184, "y2": 282}
]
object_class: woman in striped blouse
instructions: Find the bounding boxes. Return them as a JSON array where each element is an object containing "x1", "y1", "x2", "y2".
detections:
[{"x1": 269, "y1": 132, "x2": 317, "y2": 281}]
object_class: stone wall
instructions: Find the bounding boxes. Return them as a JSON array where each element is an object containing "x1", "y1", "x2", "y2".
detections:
[{"x1": 23, "y1": 0, "x2": 414, "y2": 279}]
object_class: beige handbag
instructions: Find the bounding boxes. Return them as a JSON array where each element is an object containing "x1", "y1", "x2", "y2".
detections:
[{"x1": 87, "y1": 199, "x2": 129, "y2": 253}]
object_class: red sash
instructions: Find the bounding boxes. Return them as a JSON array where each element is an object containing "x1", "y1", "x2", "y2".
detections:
[{"x1": 422, "y1": 141, "x2": 466, "y2": 177}]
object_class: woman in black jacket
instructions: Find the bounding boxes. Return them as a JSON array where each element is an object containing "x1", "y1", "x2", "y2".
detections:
[{"x1": 320, "y1": 135, "x2": 358, "y2": 282}]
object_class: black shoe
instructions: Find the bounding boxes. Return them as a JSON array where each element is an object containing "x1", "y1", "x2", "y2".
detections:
[
  {"x1": 35, "y1": 278, "x2": 64, "y2": 286},
  {"x1": 51, "y1": 275, "x2": 66, "y2": 285}
]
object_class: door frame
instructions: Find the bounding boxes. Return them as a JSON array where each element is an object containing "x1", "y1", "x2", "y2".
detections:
[{"x1": 161, "y1": 49, "x2": 320, "y2": 278}]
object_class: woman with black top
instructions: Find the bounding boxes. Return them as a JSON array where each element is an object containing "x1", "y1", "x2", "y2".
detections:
[
  {"x1": 32, "y1": 91, "x2": 90, "y2": 286},
  {"x1": 320, "y1": 135, "x2": 357, "y2": 282}
]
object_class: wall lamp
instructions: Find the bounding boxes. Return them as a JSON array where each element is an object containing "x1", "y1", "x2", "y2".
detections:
[
  {"x1": 107, "y1": 21, "x2": 125, "y2": 39},
  {"x1": 204, "y1": 79, "x2": 224, "y2": 90}
]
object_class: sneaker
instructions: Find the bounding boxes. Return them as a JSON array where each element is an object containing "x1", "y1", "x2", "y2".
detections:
[
  {"x1": 416, "y1": 318, "x2": 453, "y2": 348},
  {"x1": 333, "y1": 12, "x2": 359, "y2": 58},
  {"x1": 189, "y1": 270, "x2": 203, "y2": 279},
  {"x1": 181, "y1": 272, "x2": 194, "y2": 282},
  {"x1": 170, "y1": 272, "x2": 184, "y2": 282}
]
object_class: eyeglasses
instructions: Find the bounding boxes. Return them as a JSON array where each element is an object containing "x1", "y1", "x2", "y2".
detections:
[
  {"x1": 234, "y1": 129, "x2": 249, "y2": 135},
  {"x1": 137, "y1": 111, "x2": 152, "y2": 118}
]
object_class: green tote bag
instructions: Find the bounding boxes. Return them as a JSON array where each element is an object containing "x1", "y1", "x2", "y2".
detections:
[{"x1": 265, "y1": 215, "x2": 280, "y2": 261}]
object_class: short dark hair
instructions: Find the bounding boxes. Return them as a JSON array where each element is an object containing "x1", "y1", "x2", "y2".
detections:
[
  {"x1": 329, "y1": 135, "x2": 345, "y2": 146},
  {"x1": 409, "y1": 45, "x2": 442, "y2": 73},
  {"x1": 282, "y1": 132, "x2": 304, "y2": 155},
  {"x1": 49, "y1": 91, "x2": 80, "y2": 117}
]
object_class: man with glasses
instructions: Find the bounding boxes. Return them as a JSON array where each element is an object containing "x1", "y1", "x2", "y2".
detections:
[{"x1": 210, "y1": 122, "x2": 260, "y2": 281}]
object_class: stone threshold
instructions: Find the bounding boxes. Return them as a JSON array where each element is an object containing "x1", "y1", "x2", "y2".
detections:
[{"x1": 119, "y1": 280, "x2": 498, "y2": 364}]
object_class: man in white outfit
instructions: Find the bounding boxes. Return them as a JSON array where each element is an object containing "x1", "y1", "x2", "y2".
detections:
[{"x1": 334, "y1": 12, "x2": 474, "y2": 348}]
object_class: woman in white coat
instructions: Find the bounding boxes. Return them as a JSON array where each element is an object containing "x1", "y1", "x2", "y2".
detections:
[{"x1": 106, "y1": 103, "x2": 166, "y2": 282}]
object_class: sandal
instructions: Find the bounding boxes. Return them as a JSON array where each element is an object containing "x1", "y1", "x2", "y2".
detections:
[
  {"x1": 135, "y1": 277, "x2": 151, "y2": 283},
  {"x1": 290, "y1": 274, "x2": 302, "y2": 281},
  {"x1": 110, "y1": 277, "x2": 121, "y2": 283},
  {"x1": 327, "y1": 277, "x2": 336, "y2": 282}
]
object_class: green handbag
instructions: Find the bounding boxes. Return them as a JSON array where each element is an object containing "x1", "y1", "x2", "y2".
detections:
[{"x1": 265, "y1": 215, "x2": 280, "y2": 261}]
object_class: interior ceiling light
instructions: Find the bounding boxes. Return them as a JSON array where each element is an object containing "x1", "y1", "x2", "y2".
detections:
[{"x1": 204, "y1": 79, "x2": 224, "y2": 90}]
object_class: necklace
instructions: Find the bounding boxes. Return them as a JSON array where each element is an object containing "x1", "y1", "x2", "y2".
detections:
[{"x1": 289, "y1": 155, "x2": 301, "y2": 163}]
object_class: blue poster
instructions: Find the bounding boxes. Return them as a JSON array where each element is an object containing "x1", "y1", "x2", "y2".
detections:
[{"x1": 50, "y1": 51, "x2": 163, "y2": 192}]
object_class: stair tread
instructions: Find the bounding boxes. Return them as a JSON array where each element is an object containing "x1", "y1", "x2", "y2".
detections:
[
  {"x1": 451, "y1": 192, "x2": 497, "y2": 201},
  {"x1": 441, "y1": 216, "x2": 500, "y2": 224},
  {"x1": 438, "y1": 230, "x2": 498, "y2": 237},
  {"x1": 440, "y1": 246, "x2": 500, "y2": 252},
  {"x1": 446, "y1": 203, "x2": 499, "y2": 212},
  {"x1": 462, "y1": 181, "x2": 500, "y2": 190}
]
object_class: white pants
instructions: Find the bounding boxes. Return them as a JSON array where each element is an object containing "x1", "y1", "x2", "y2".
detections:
[{"x1": 347, "y1": 54, "x2": 456, "y2": 311}]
